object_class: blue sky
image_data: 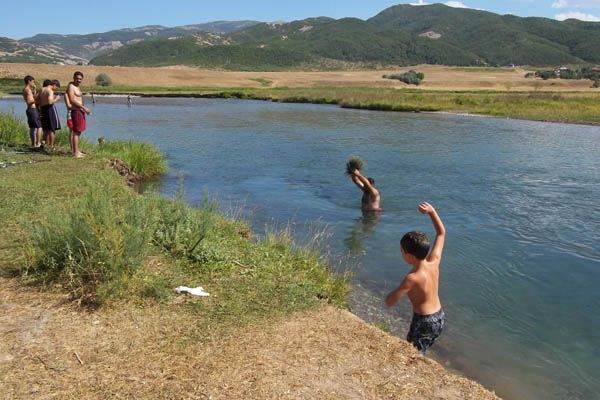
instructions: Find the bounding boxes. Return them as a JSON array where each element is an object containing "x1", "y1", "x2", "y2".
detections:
[{"x1": 2, "y1": 0, "x2": 600, "y2": 39}]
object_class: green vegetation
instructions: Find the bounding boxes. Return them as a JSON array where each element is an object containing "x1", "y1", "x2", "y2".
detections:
[
  {"x1": 193, "y1": 87, "x2": 600, "y2": 125},
  {"x1": 384, "y1": 70, "x2": 425, "y2": 85},
  {"x1": 0, "y1": 113, "x2": 348, "y2": 322},
  {"x1": 95, "y1": 73, "x2": 113, "y2": 87},
  {"x1": 89, "y1": 5, "x2": 600, "y2": 69},
  {"x1": 95, "y1": 140, "x2": 167, "y2": 178},
  {"x1": 345, "y1": 156, "x2": 364, "y2": 176},
  {"x1": 532, "y1": 67, "x2": 600, "y2": 87}
]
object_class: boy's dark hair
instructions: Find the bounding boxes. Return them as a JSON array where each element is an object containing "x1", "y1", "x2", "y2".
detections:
[
  {"x1": 367, "y1": 177, "x2": 375, "y2": 185},
  {"x1": 401, "y1": 231, "x2": 430, "y2": 260},
  {"x1": 51, "y1": 79, "x2": 61, "y2": 87},
  {"x1": 73, "y1": 71, "x2": 84, "y2": 79},
  {"x1": 42, "y1": 79, "x2": 52, "y2": 87},
  {"x1": 24, "y1": 75, "x2": 34, "y2": 84}
]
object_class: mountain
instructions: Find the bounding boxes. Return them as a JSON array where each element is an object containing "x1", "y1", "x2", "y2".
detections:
[
  {"x1": 91, "y1": 16, "x2": 481, "y2": 69},
  {"x1": 368, "y1": 4, "x2": 598, "y2": 65},
  {"x1": 6, "y1": 20, "x2": 260, "y2": 64},
  {"x1": 90, "y1": 4, "x2": 600, "y2": 70},
  {"x1": 0, "y1": 36, "x2": 86, "y2": 64}
]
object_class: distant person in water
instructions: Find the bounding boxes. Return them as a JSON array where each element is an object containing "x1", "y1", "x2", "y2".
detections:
[
  {"x1": 127, "y1": 94, "x2": 132, "y2": 107},
  {"x1": 39, "y1": 79, "x2": 61, "y2": 150},
  {"x1": 22, "y1": 75, "x2": 42, "y2": 147},
  {"x1": 350, "y1": 168, "x2": 381, "y2": 211},
  {"x1": 66, "y1": 71, "x2": 91, "y2": 158},
  {"x1": 385, "y1": 202, "x2": 446, "y2": 354},
  {"x1": 91, "y1": 92, "x2": 96, "y2": 104}
]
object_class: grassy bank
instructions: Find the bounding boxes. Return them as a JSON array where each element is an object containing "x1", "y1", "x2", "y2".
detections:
[
  {"x1": 203, "y1": 87, "x2": 600, "y2": 125},
  {"x1": 2, "y1": 76, "x2": 599, "y2": 124},
  {"x1": 0, "y1": 113, "x2": 347, "y2": 324}
]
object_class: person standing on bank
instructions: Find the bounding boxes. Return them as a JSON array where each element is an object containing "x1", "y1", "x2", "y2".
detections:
[
  {"x1": 39, "y1": 79, "x2": 61, "y2": 150},
  {"x1": 66, "y1": 71, "x2": 91, "y2": 158},
  {"x1": 22, "y1": 75, "x2": 42, "y2": 147}
]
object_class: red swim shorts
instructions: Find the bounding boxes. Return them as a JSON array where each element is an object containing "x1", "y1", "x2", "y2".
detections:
[{"x1": 71, "y1": 109, "x2": 86, "y2": 133}]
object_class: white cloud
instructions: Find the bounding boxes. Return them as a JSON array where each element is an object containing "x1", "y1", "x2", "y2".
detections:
[
  {"x1": 445, "y1": 1, "x2": 468, "y2": 7},
  {"x1": 552, "y1": 1, "x2": 600, "y2": 8},
  {"x1": 555, "y1": 11, "x2": 600, "y2": 20},
  {"x1": 411, "y1": 0, "x2": 429, "y2": 5}
]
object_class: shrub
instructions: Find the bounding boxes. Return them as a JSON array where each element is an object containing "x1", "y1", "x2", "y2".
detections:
[
  {"x1": 95, "y1": 73, "x2": 113, "y2": 86},
  {"x1": 95, "y1": 140, "x2": 167, "y2": 178},
  {"x1": 0, "y1": 112, "x2": 29, "y2": 146},
  {"x1": 24, "y1": 182, "x2": 153, "y2": 303},
  {"x1": 535, "y1": 70, "x2": 557, "y2": 80},
  {"x1": 383, "y1": 70, "x2": 424, "y2": 85}
]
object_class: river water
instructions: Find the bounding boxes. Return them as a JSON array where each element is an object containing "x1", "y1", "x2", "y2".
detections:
[{"x1": 1, "y1": 96, "x2": 599, "y2": 400}]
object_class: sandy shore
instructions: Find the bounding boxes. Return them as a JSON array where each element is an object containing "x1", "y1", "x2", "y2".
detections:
[{"x1": 0, "y1": 277, "x2": 499, "y2": 399}]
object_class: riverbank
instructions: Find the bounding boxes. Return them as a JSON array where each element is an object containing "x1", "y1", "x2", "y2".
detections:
[
  {"x1": 0, "y1": 114, "x2": 499, "y2": 398},
  {"x1": 1, "y1": 63, "x2": 599, "y2": 125}
]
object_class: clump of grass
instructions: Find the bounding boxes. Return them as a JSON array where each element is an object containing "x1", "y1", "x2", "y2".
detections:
[
  {"x1": 346, "y1": 156, "x2": 364, "y2": 176},
  {"x1": 23, "y1": 180, "x2": 153, "y2": 304},
  {"x1": 0, "y1": 112, "x2": 29, "y2": 146},
  {"x1": 95, "y1": 140, "x2": 167, "y2": 178}
]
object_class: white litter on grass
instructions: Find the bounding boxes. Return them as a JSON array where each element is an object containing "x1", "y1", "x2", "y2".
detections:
[{"x1": 175, "y1": 286, "x2": 210, "y2": 297}]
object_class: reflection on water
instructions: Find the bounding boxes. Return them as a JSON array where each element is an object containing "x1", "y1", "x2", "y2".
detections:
[
  {"x1": 344, "y1": 211, "x2": 381, "y2": 256},
  {"x1": 1, "y1": 96, "x2": 599, "y2": 400}
]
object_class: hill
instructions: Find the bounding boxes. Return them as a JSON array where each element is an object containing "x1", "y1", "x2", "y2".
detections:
[
  {"x1": 91, "y1": 4, "x2": 600, "y2": 70},
  {"x1": 1, "y1": 21, "x2": 260, "y2": 64},
  {"x1": 0, "y1": 36, "x2": 86, "y2": 64}
]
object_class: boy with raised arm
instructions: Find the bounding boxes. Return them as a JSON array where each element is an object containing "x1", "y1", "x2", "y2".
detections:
[
  {"x1": 385, "y1": 202, "x2": 446, "y2": 354},
  {"x1": 350, "y1": 168, "x2": 381, "y2": 211}
]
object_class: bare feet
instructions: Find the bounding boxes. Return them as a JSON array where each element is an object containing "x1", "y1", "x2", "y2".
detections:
[{"x1": 74, "y1": 152, "x2": 86, "y2": 158}]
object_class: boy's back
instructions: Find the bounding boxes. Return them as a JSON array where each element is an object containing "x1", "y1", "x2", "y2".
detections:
[{"x1": 385, "y1": 202, "x2": 446, "y2": 354}]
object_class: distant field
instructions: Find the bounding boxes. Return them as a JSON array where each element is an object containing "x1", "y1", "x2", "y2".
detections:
[{"x1": 1, "y1": 63, "x2": 597, "y2": 92}]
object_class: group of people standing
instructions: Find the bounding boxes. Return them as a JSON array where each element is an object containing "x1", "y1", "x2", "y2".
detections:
[{"x1": 22, "y1": 71, "x2": 91, "y2": 158}]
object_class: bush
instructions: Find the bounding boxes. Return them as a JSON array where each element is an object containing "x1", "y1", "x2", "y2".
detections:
[
  {"x1": 95, "y1": 73, "x2": 113, "y2": 86},
  {"x1": 383, "y1": 70, "x2": 425, "y2": 85},
  {"x1": 0, "y1": 112, "x2": 29, "y2": 146},
  {"x1": 535, "y1": 70, "x2": 557, "y2": 80},
  {"x1": 24, "y1": 183, "x2": 153, "y2": 303},
  {"x1": 95, "y1": 140, "x2": 167, "y2": 178}
]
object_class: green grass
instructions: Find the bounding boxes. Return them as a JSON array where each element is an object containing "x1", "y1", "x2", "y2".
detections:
[
  {"x1": 202, "y1": 87, "x2": 600, "y2": 125},
  {"x1": 0, "y1": 113, "x2": 348, "y2": 320}
]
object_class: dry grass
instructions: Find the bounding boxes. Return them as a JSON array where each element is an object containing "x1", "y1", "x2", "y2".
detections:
[
  {"x1": 0, "y1": 278, "x2": 499, "y2": 399},
  {"x1": 1, "y1": 63, "x2": 596, "y2": 92}
]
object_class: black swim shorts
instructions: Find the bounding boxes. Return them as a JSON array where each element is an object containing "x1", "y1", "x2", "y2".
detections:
[
  {"x1": 26, "y1": 107, "x2": 42, "y2": 129},
  {"x1": 41, "y1": 104, "x2": 61, "y2": 132},
  {"x1": 407, "y1": 308, "x2": 446, "y2": 354}
]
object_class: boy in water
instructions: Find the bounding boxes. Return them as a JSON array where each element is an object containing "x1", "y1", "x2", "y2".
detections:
[
  {"x1": 385, "y1": 202, "x2": 446, "y2": 354},
  {"x1": 350, "y1": 168, "x2": 381, "y2": 211}
]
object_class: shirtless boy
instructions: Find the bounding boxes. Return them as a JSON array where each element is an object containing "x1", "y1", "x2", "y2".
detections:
[
  {"x1": 350, "y1": 169, "x2": 381, "y2": 211},
  {"x1": 22, "y1": 75, "x2": 42, "y2": 147},
  {"x1": 39, "y1": 79, "x2": 61, "y2": 150},
  {"x1": 66, "y1": 71, "x2": 91, "y2": 158},
  {"x1": 385, "y1": 202, "x2": 446, "y2": 354}
]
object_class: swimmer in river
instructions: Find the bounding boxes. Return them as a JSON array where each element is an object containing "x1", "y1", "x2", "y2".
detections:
[{"x1": 349, "y1": 168, "x2": 381, "y2": 212}]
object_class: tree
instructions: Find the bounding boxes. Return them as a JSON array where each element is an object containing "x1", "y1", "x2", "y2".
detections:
[{"x1": 95, "y1": 73, "x2": 113, "y2": 87}]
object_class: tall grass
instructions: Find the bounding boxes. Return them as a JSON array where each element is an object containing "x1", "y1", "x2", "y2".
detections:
[
  {"x1": 22, "y1": 179, "x2": 348, "y2": 310},
  {"x1": 0, "y1": 112, "x2": 29, "y2": 146},
  {"x1": 24, "y1": 181, "x2": 153, "y2": 303},
  {"x1": 95, "y1": 140, "x2": 167, "y2": 178}
]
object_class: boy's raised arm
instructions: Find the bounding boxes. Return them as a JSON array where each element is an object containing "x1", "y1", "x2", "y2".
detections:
[{"x1": 418, "y1": 202, "x2": 446, "y2": 263}]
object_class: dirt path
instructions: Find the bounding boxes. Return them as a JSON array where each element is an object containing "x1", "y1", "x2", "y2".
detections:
[{"x1": 0, "y1": 278, "x2": 499, "y2": 399}]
